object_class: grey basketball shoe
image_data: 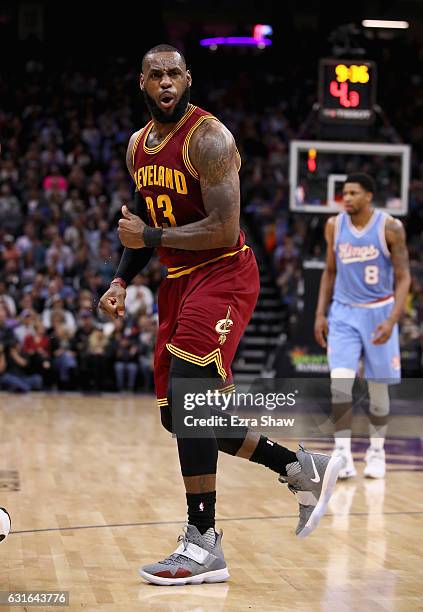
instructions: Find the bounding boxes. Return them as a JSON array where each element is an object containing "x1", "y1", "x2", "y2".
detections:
[
  {"x1": 139, "y1": 524, "x2": 230, "y2": 586},
  {"x1": 279, "y1": 443, "x2": 343, "y2": 539}
]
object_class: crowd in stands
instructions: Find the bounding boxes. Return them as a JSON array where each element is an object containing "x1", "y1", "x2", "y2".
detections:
[
  {"x1": 1, "y1": 42, "x2": 423, "y2": 391},
  {"x1": 0, "y1": 276, "x2": 157, "y2": 392},
  {"x1": 0, "y1": 58, "x2": 163, "y2": 391}
]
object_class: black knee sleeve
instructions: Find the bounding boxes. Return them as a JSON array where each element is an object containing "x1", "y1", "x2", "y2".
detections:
[
  {"x1": 177, "y1": 436, "x2": 218, "y2": 477},
  {"x1": 167, "y1": 357, "x2": 218, "y2": 405},
  {"x1": 166, "y1": 355, "x2": 249, "y2": 458},
  {"x1": 169, "y1": 356, "x2": 218, "y2": 477},
  {"x1": 215, "y1": 434, "x2": 247, "y2": 456},
  {"x1": 167, "y1": 356, "x2": 219, "y2": 428}
]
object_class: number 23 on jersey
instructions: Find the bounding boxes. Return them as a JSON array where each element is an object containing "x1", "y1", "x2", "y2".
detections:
[{"x1": 146, "y1": 194, "x2": 177, "y2": 228}]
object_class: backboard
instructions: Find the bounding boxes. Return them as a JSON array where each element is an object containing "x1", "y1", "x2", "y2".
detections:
[{"x1": 289, "y1": 140, "x2": 411, "y2": 215}]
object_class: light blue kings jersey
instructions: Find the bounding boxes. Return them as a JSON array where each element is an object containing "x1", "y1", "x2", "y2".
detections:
[{"x1": 333, "y1": 210, "x2": 394, "y2": 305}]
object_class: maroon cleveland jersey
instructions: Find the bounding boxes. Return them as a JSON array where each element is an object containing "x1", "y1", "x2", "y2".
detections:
[{"x1": 132, "y1": 104, "x2": 245, "y2": 276}]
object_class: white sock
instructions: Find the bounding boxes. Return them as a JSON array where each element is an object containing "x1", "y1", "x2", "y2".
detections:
[
  {"x1": 334, "y1": 429, "x2": 351, "y2": 452},
  {"x1": 369, "y1": 424, "x2": 387, "y2": 451},
  {"x1": 202, "y1": 527, "x2": 216, "y2": 547}
]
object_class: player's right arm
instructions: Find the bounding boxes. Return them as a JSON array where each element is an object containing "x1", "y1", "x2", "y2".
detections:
[
  {"x1": 99, "y1": 131, "x2": 153, "y2": 320},
  {"x1": 314, "y1": 216, "x2": 337, "y2": 348}
]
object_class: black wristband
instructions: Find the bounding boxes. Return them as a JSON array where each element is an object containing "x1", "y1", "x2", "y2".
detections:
[{"x1": 143, "y1": 226, "x2": 163, "y2": 248}]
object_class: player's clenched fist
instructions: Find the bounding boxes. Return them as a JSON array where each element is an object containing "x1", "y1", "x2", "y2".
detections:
[{"x1": 98, "y1": 283, "x2": 127, "y2": 319}]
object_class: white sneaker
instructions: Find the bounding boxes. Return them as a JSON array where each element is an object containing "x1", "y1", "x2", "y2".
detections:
[
  {"x1": 332, "y1": 447, "x2": 357, "y2": 479},
  {"x1": 363, "y1": 447, "x2": 386, "y2": 479}
]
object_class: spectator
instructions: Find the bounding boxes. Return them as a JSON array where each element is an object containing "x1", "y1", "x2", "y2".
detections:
[
  {"x1": 45, "y1": 236, "x2": 74, "y2": 275},
  {"x1": 40, "y1": 144, "x2": 66, "y2": 170},
  {"x1": 0, "y1": 304, "x2": 15, "y2": 350},
  {"x1": 1, "y1": 337, "x2": 42, "y2": 393},
  {"x1": 16, "y1": 222, "x2": 37, "y2": 256},
  {"x1": 72, "y1": 311, "x2": 100, "y2": 390},
  {"x1": 125, "y1": 273, "x2": 154, "y2": 317},
  {"x1": 0, "y1": 281, "x2": 16, "y2": 317},
  {"x1": 50, "y1": 323, "x2": 78, "y2": 389},
  {"x1": 135, "y1": 313, "x2": 157, "y2": 391},
  {"x1": 95, "y1": 239, "x2": 117, "y2": 286},
  {"x1": 0, "y1": 186, "x2": 22, "y2": 234},
  {"x1": 42, "y1": 294, "x2": 76, "y2": 335},
  {"x1": 86, "y1": 327, "x2": 110, "y2": 391},
  {"x1": 1, "y1": 234, "x2": 21, "y2": 267},
  {"x1": 22, "y1": 319, "x2": 52, "y2": 385},
  {"x1": 14, "y1": 309, "x2": 37, "y2": 344},
  {"x1": 109, "y1": 319, "x2": 139, "y2": 392}
]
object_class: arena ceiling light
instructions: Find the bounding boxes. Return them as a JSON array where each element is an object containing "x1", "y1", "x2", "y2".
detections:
[
  {"x1": 200, "y1": 24, "x2": 273, "y2": 50},
  {"x1": 362, "y1": 20, "x2": 409, "y2": 29}
]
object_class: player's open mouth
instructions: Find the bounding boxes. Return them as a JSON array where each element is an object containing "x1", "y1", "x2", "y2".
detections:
[{"x1": 159, "y1": 95, "x2": 176, "y2": 109}]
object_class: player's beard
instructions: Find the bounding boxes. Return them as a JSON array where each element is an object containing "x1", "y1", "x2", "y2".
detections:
[{"x1": 143, "y1": 85, "x2": 190, "y2": 124}]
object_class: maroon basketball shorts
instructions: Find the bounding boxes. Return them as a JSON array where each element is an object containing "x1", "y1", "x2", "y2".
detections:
[{"x1": 155, "y1": 246, "x2": 260, "y2": 408}]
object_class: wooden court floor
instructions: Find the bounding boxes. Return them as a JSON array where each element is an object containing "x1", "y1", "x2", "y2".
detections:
[{"x1": 0, "y1": 393, "x2": 421, "y2": 612}]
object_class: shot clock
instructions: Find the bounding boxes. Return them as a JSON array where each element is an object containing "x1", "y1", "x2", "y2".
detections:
[{"x1": 318, "y1": 59, "x2": 376, "y2": 124}]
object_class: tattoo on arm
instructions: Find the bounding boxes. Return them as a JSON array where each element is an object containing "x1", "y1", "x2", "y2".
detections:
[
  {"x1": 385, "y1": 219, "x2": 410, "y2": 273},
  {"x1": 193, "y1": 121, "x2": 236, "y2": 185},
  {"x1": 160, "y1": 120, "x2": 240, "y2": 249},
  {"x1": 385, "y1": 218, "x2": 411, "y2": 323},
  {"x1": 191, "y1": 120, "x2": 240, "y2": 236}
]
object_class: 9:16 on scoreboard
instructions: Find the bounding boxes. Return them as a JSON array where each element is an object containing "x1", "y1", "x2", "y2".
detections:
[{"x1": 318, "y1": 59, "x2": 377, "y2": 124}]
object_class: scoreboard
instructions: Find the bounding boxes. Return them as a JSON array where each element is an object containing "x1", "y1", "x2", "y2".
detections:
[{"x1": 318, "y1": 59, "x2": 376, "y2": 124}]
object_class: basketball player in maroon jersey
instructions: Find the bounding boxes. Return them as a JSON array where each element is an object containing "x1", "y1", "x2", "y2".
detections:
[{"x1": 99, "y1": 44, "x2": 342, "y2": 585}]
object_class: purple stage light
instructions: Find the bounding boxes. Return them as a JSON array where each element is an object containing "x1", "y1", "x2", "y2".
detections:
[{"x1": 200, "y1": 36, "x2": 272, "y2": 48}]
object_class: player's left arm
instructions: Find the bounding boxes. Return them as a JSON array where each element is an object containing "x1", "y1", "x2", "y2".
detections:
[
  {"x1": 162, "y1": 119, "x2": 240, "y2": 249},
  {"x1": 118, "y1": 120, "x2": 240, "y2": 251},
  {"x1": 372, "y1": 218, "x2": 411, "y2": 345}
]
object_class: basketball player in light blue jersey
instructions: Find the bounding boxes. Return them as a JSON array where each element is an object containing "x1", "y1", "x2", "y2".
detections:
[{"x1": 314, "y1": 173, "x2": 410, "y2": 479}]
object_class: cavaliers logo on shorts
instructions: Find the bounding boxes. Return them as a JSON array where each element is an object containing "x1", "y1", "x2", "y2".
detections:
[
  {"x1": 154, "y1": 247, "x2": 260, "y2": 402},
  {"x1": 215, "y1": 306, "x2": 233, "y2": 345}
]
